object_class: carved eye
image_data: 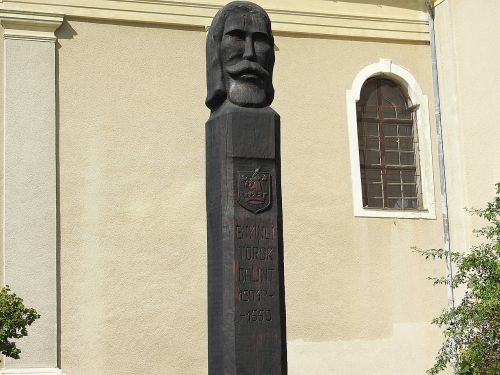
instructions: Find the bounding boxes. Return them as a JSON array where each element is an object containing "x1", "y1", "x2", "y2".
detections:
[
  {"x1": 253, "y1": 32, "x2": 269, "y2": 43},
  {"x1": 226, "y1": 30, "x2": 246, "y2": 41},
  {"x1": 254, "y1": 34, "x2": 271, "y2": 51}
]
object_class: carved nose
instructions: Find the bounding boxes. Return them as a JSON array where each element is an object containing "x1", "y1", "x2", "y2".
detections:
[{"x1": 243, "y1": 36, "x2": 256, "y2": 60}]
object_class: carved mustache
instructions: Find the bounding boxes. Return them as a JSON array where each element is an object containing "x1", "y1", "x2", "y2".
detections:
[{"x1": 225, "y1": 60, "x2": 270, "y2": 79}]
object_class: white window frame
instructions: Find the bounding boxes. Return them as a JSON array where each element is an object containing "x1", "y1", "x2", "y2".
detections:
[{"x1": 346, "y1": 59, "x2": 436, "y2": 219}]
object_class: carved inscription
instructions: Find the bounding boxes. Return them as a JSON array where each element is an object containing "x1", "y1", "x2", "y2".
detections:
[
  {"x1": 235, "y1": 223, "x2": 277, "y2": 324},
  {"x1": 236, "y1": 225, "x2": 276, "y2": 240},
  {"x1": 241, "y1": 309, "x2": 272, "y2": 322}
]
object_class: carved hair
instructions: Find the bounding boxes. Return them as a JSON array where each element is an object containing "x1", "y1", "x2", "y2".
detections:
[{"x1": 205, "y1": 1, "x2": 275, "y2": 111}]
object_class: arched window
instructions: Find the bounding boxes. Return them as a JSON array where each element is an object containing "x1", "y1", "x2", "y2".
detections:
[
  {"x1": 346, "y1": 59, "x2": 435, "y2": 219},
  {"x1": 357, "y1": 77, "x2": 421, "y2": 209}
]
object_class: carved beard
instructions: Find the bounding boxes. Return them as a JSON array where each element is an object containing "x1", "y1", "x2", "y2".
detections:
[{"x1": 226, "y1": 78, "x2": 268, "y2": 108}]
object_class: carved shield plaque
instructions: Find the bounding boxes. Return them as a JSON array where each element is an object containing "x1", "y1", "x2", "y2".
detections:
[{"x1": 238, "y1": 168, "x2": 271, "y2": 214}]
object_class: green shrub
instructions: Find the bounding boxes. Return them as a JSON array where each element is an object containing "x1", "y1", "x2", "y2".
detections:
[
  {"x1": 415, "y1": 183, "x2": 500, "y2": 374},
  {"x1": 0, "y1": 286, "x2": 40, "y2": 360}
]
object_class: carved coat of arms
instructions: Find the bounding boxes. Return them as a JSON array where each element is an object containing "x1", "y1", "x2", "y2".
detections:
[{"x1": 238, "y1": 168, "x2": 271, "y2": 214}]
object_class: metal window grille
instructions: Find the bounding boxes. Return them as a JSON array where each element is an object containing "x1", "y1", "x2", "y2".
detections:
[{"x1": 356, "y1": 77, "x2": 422, "y2": 210}]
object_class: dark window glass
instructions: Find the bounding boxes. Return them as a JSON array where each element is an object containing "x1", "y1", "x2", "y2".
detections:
[{"x1": 357, "y1": 77, "x2": 422, "y2": 210}]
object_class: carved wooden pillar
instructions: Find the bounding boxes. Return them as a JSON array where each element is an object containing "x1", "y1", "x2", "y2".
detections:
[{"x1": 206, "y1": 103, "x2": 287, "y2": 375}]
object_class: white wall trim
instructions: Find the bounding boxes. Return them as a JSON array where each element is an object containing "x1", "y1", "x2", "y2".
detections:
[
  {"x1": 0, "y1": 9, "x2": 63, "y2": 42},
  {"x1": 1, "y1": 7, "x2": 63, "y2": 369},
  {"x1": 346, "y1": 58, "x2": 436, "y2": 219},
  {"x1": 0, "y1": 369, "x2": 65, "y2": 375}
]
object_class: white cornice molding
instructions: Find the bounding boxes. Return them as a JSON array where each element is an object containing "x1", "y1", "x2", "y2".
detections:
[
  {"x1": 0, "y1": 0, "x2": 429, "y2": 42},
  {"x1": 0, "y1": 369, "x2": 66, "y2": 375},
  {"x1": 0, "y1": 9, "x2": 64, "y2": 42}
]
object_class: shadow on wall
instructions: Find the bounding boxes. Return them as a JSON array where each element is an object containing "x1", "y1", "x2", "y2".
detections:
[
  {"x1": 321, "y1": 0, "x2": 426, "y2": 12},
  {"x1": 56, "y1": 20, "x2": 78, "y2": 41}
]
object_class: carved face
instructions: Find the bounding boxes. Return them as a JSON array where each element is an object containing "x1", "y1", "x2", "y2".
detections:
[{"x1": 220, "y1": 10, "x2": 274, "y2": 107}]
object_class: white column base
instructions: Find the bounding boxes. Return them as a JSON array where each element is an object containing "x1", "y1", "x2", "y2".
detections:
[{"x1": 0, "y1": 369, "x2": 65, "y2": 375}]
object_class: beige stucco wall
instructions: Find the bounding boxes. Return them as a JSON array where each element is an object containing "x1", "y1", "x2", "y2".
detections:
[
  {"x1": 57, "y1": 20, "x2": 208, "y2": 375},
  {"x1": 275, "y1": 33, "x2": 445, "y2": 375},
  {"x1": 435, "y1": 0, "x2": 500, "y2": 248},
  {"x1": 56, "y1": 17, "x2": 448, "y2": 374}
]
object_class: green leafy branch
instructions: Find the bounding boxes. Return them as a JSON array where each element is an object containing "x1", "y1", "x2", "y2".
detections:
[
  {"x1": 0, "y1": 286, "x2": 40, "y2": 360},
  {"x1": 414, "y1": 183, "x2": 500, "y2": 375}
]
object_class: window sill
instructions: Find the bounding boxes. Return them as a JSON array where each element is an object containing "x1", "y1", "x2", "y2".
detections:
[{"x1": 354, "y1": 207, "x2": 436, "y2": 219}]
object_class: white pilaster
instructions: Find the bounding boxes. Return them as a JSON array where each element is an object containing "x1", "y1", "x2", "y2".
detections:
[{"x1": 0, "y1": 9, "x2": 64, "y2": 374}]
